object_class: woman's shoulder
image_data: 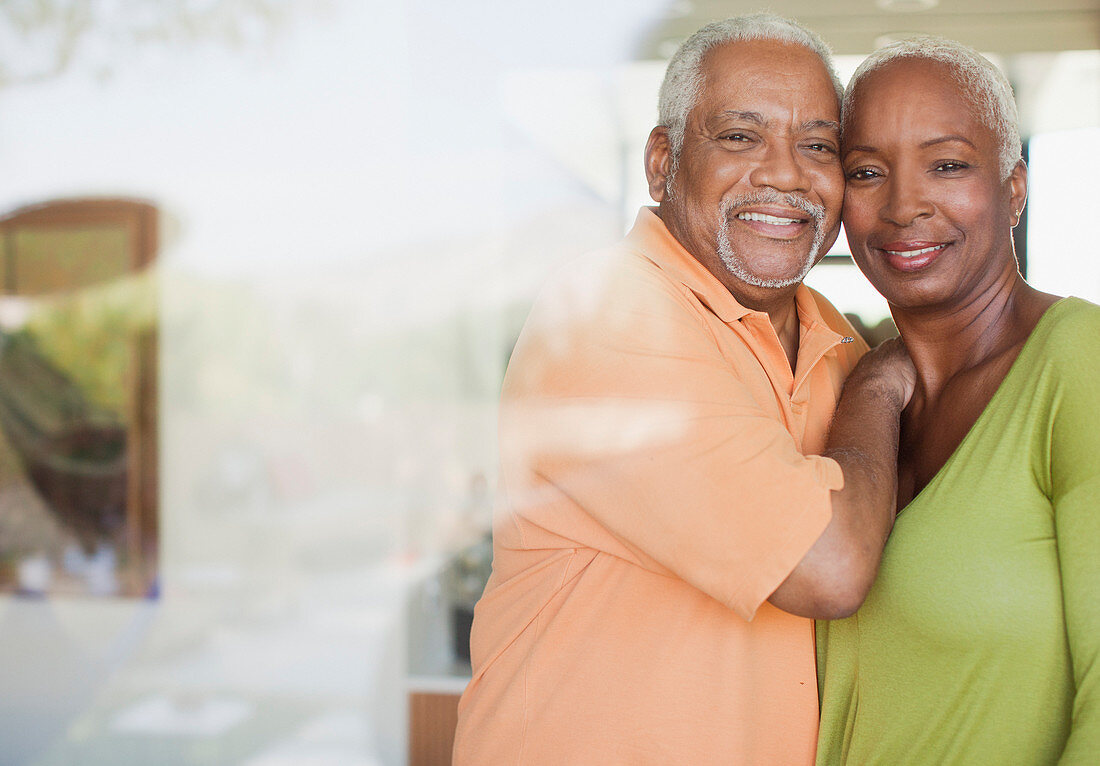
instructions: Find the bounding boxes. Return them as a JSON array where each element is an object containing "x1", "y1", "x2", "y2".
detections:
[
  {"x1": 1015, "y1": 298, "x2": 1100, "y2": 418},
  {"x1": 1029, "y1": 297, "x2": 1100, "y2": 362}
]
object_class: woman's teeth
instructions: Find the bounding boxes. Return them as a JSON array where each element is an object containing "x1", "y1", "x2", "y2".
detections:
[{"x1": 886, "y1": 244, "x2": 945, "y2": 258}]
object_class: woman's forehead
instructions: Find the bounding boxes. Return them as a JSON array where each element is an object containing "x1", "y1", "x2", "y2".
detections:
[
  {"x1": 842, "y1": 59, "x2": 1006, "y2": 161},
  {"x1": 848, "y1": 58, "x2": 983, "y2": 129},
  {"x1": 857, "y1": 57, "x2": 966, "y2": 101}
]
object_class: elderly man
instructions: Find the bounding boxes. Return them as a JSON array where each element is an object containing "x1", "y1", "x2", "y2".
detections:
[{"x1": 453, "y1": 14, "x2": 912, "y2": 765}]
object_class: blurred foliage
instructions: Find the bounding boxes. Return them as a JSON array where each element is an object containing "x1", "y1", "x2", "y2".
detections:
[
  {"x1": 0, "y1": 0, "x2": 327, "y2": 87},
  {"x1": 22, "y1": 268, "x2": 157, "y2": 418}
]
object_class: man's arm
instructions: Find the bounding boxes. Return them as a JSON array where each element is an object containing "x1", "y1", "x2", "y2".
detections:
[
  {"x1": 505, "y1": 254, "x2": 913, "y2": 622},
  {"x1": 768, "y1": 338, "x2": 915, "y2": 619}
]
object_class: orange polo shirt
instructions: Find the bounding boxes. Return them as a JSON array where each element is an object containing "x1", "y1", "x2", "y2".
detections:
[{"x1": 453, "y1": 208, "x2": 866, "y2": 765}]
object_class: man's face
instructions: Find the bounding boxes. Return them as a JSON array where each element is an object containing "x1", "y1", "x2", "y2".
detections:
[{"x1": 647, "y1": 39, "x2": 844, "y2": 308}]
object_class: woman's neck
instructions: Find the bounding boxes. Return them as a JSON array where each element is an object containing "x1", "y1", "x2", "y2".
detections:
[
  {"x1": 889, "y1": 272, "x2": 1061, "y2": 505},
  {"x1": 891, "y1": 274, "x2": 1042, "y2": 399}
]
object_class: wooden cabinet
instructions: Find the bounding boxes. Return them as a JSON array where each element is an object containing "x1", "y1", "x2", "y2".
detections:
[
  {"x1": 409, "y1": 691, "x2": 462, "y2": 766},
  {"x1": 405, "y1": 569, "x2": 471, "y2": 766}
]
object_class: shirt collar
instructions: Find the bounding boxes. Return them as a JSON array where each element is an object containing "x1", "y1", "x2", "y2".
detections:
[{"x1": 623, "y1": 207, "x2": 751, "y2": 323}]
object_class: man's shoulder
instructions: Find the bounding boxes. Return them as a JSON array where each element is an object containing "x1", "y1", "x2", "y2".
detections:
[
  {"x1": 555, "y1": 236, "x2": 685, "y2": 289},
  {"x1": 505, "y1": 239, "x2": 719, "y2": 397},
  {"x1": 530, "y1": 237, "x2": 702, "y2": 327}
]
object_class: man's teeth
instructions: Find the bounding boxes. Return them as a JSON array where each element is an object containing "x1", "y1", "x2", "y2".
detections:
[
  {"x1": 886, "y1": 244, "x2": 946, "y2": 258},
  {"x1": 737, "y1": 212, "x2": 800, "y2": 225}
]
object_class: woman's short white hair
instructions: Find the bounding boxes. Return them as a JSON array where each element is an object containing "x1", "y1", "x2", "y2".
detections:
[
  {"x1": 844, "y1": 36, "x2": 1022, "y2": 180},
  {"x1": 658, "y1": 13, "x2": 843, "y2": 169}
]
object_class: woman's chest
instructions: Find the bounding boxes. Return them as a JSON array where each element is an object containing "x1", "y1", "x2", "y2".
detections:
[
  {"x1": 898, "y1": 362, "x2": 1018, "y2": 504},
  {"x1": 871, "y1": 460, "x2": 1060, "y2": 651}
]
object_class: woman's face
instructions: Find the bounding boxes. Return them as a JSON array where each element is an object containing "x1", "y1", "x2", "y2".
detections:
[{"x1": 841, "y1": 58, "x2": 1027, "y2": 312}]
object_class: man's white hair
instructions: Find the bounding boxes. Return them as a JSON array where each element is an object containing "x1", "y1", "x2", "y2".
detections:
[
  {"x1": 657, "y1": 13, "x2": 843, "y2": 169},
  {"x1": 844, "y1": 36, "x2": 1022, "y2": 180}
]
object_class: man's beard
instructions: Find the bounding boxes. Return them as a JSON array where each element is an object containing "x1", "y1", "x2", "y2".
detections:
[{"x1": 715, "y1": 191, "x2": 827, "y2": 289}]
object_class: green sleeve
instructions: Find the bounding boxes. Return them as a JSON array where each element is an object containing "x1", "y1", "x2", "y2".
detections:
[{"x1": 1052, "y1": 317, "x2": 1100, "y2": 764}]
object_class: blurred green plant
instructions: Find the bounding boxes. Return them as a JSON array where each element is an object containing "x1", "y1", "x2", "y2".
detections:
[{"x1": 21, "y1": 268, "x2": 156, "y2": 419}]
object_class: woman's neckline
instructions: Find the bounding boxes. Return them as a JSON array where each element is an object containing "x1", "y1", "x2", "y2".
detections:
[{"x1": 896, "y1": 296, "x2": 1076, "y2": 516}]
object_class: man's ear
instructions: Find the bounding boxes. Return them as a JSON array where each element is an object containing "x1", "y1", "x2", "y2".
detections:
[
  {"x1": 644, "y1": 127, "x2": 673, "y2": 204},
  {"x1": 1009, "y1": 158, "x2": 1028, "y2": 228}
]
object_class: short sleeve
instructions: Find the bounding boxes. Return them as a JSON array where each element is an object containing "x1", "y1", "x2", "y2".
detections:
[
  {"x1": 1050, "y1": 303, "x2": 1100, "y2": 763},
  {"x1": 501, "y1": 251, "x2": 840, "y2": 621}
]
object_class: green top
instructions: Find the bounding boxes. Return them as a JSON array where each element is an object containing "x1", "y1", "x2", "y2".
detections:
[{"x1": 817, "y1": 297, "x2": 1100, "y2": 765}]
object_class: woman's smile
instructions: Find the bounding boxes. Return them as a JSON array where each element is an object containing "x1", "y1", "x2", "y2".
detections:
[{"x1": 877, "y1": 240, "x2": 951, "y2": 272}]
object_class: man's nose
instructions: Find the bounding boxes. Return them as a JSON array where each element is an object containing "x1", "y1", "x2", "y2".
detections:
[{"x1": 748, "y1": 141, "x2": 810, "y2": 193}]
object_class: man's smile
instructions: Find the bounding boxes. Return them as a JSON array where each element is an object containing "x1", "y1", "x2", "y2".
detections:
[
  {"x1": 736, "y1": 211, "x2": 805, "y2": 225},
  {"x1": 733, "y1": 206, "x2": 813, "y2": 240}
]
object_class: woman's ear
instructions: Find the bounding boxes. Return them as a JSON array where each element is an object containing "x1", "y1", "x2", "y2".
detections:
[{"x1": 1009, "y1": 159, "x2": 1028, "y2": 228}]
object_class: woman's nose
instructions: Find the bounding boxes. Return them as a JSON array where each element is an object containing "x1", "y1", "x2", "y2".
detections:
[{"x1": 880, "y1": 173, "x2": 934, "y2": 227}]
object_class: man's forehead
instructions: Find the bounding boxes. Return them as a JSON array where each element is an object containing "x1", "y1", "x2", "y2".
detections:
[
  {"x1": 696, "y1": 39, "x2": 838, "y2": 109},
  {"x1": 693, "y1": 80, "x2": 841, "y2": 132},
  {"x1": 701, "y1": 37, "x2": 830, "y2": 77}
]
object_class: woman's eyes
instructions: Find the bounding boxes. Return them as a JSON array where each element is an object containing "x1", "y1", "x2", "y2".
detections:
[
  {"x1": 845, "y1": 161, "x2": 970, "y2": 180},
  {"x1": 846, "y1": 167, "x2": 881, "y2": 180}
]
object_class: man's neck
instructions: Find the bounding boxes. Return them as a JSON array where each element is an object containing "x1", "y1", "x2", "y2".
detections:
[
  {"x1": 723, "y1": 282, "x2": 802, "y2": 373},
  {"x1": 716, "y1": 277, "x2": 804, "y2": 374},
  {"x1": 768, "y1": 298, "x2": 801, "y2": 373}
]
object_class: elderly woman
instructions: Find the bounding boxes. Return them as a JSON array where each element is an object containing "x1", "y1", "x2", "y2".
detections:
[{"x1": 815, "y1": 37, "x2": 1100, "y2": 764}]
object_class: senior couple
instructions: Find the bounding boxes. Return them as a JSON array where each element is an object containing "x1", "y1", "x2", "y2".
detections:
[{"x1": 454, "y1": 13, "x2": 1098, "y2": 765}]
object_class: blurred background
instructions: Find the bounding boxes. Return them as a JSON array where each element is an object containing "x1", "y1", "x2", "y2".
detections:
[{"x1": 0, "y1": 1, "x2": 1096, "y2": 764}]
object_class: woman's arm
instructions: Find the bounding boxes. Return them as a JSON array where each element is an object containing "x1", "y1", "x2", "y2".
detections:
[
  {"x1": 1052, "y1": 317, "x2": 1100, "y2": 764},
  {"x1": 769, "y1": 337, "x2": 915, "y2": 619}
]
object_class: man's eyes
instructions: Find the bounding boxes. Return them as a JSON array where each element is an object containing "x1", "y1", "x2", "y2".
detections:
[{"x1": 717, "y1": 134, "x2": 837, "y2": 154}]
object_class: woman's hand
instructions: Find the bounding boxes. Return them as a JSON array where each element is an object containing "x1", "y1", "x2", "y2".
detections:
[{"x1": 845, "y1": 336, "x2": 917, "y2": 411}]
